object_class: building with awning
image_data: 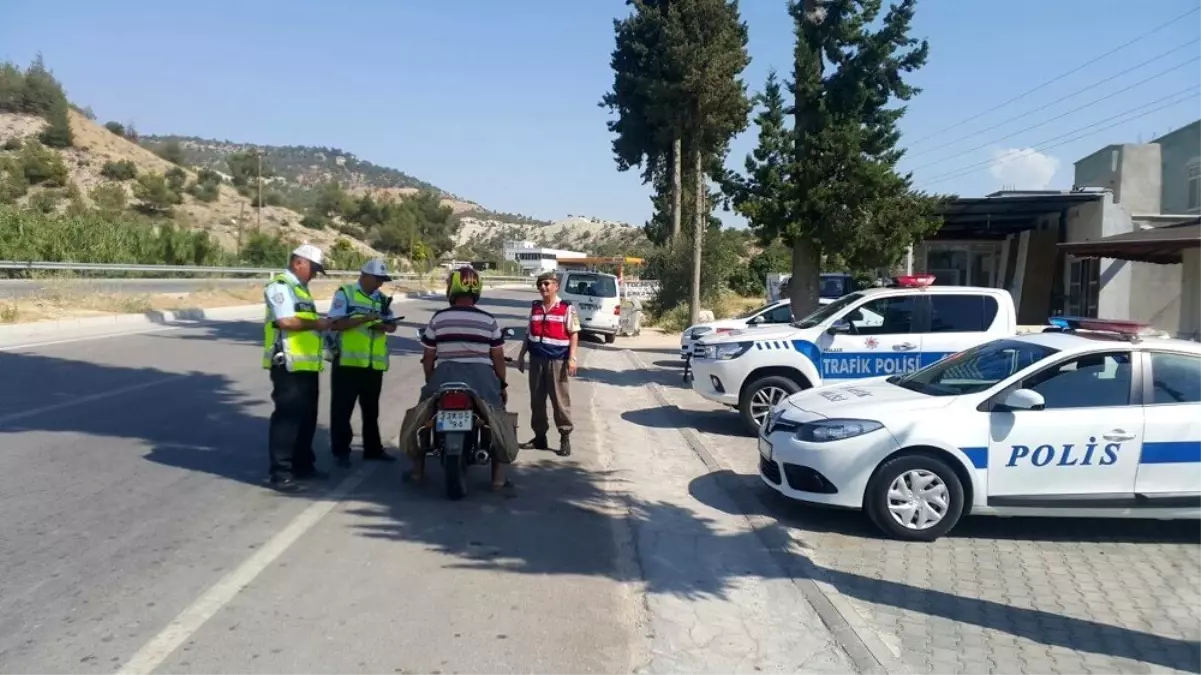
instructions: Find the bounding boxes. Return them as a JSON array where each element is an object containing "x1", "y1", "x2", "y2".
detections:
[
  {"x1": 911, "y1": 119, "x2": 1200, "y2": 334},
  {"x1": 1059, "y1": 218, "x2": 1199, "y2": 340}
]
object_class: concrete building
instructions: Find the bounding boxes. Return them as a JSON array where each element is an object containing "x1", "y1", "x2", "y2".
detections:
[
  {"x1": 913, "y1": 119, "x2": 1200, "y2": 339},
  {"x1": 503, "y1": 240, "x2": 586, "y2": 276}
]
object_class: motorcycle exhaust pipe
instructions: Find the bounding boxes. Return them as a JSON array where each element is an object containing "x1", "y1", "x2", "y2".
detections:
[{"x1": 473, "y1": 450, "x2": 490, "y2": 464}]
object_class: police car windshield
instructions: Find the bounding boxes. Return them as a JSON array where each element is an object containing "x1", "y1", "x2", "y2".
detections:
[
  {"x1": 891, "y1": 339, "x2": 1059, "y2": 396},
  {"x1": 793, "y1": 293, "x2": 862, "y2": 329}
]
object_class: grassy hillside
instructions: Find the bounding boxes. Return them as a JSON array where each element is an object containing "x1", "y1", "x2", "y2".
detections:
[
  {"x1": 454, "y1": 215, "x2": 653, "y2": 260},
  {"x1": 139, "y1": 135, "x2": 502, "y2": 217}
]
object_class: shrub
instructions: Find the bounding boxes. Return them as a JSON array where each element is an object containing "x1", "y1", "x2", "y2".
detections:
[
  {"x1": 104, "y1": 121, "x2": 125, "y2": 136},
  {"x1": 18, "y1": 140, "x2": 69, "y2": 186},
  {"x1": 2, "y1": 138, "x2": 20, "y2": 151},
  {"x1": 133, "y1": 172, "x2": 182, "y2": 215},
  {"x1": 100, "y1": 160, "x2": 138, "y2": 181},
  {"x1": 89, "y1": 183, "x2": 127, "y2": 213}
]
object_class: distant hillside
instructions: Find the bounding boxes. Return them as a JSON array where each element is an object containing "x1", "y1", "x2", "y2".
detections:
[
  {"x1": 140, "y1": 135, "x2": 490, "y2": 216},
  {"x1": 454, "y1": 215, "x2": 653, "y2": 260},
  {"x1": 0, "y1": 109, "x2": 381, "y2": 259}
]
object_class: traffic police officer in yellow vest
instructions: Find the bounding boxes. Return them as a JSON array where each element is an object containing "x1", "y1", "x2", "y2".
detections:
[
  {"x1": 325, "y1": 259, "x2": 400, "y2": 467},
  {"x1": 264, "y1": 244, "x2": 332, "y2": 492}
]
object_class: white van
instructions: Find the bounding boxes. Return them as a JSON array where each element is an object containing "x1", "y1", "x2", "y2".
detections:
[{"x1": 557, "y1": 270, "x2": 622, "y2": 344}]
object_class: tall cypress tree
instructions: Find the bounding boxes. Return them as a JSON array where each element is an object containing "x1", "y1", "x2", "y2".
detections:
[{"x1": 727, "y1": 0, "x2": 944, "y2": 317}]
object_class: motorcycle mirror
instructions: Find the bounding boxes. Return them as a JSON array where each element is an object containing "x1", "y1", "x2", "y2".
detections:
[{"x1": 502, "y1": 327, "x2": 516, "y2": 339}]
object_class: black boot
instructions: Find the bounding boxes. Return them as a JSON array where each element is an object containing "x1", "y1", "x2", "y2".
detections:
[
  {"x1": 556, "y1": 432, "x2": 572, "y2": 457},
  {"x1": 520, "y1": 435, "x2": 548, "y2": 450}
]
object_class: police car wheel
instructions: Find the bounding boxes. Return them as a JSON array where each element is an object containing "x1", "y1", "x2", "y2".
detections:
[
  {"x1": 865, "y1": 454, "x2": 964, "y2": 542},
  {"x1": 739, "y1": 375, "x2": 801, "y2": 435},
  {"x1": 604, "y1": 333, "x2": 616, "y2": 344}
]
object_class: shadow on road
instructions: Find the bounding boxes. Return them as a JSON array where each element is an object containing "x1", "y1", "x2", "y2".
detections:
[{"x1": 2, "y1": 328, "x2": 1198, "y2": 674}]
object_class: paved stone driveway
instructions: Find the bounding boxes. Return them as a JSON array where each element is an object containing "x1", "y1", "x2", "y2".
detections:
[{"x1": 616, "y1": 340, "x2": 1201, "y2": 675}]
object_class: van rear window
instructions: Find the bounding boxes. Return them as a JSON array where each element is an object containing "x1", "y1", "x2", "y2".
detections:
[{"x1": 564, "y1": 274, "x2": 617, "y2": 298}]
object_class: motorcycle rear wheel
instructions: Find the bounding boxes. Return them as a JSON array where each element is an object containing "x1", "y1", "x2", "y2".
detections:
[{"x1": 444, "y1": 450, "x2": 468, "y2": 500}]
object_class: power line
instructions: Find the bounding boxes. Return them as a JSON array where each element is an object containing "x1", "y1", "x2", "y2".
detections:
[
  {"x1": 907, "y1": 37, "x2": 1201, "y2": 160},
  {"x1": 908, "y1": 55, "x2": 1200, "y2": 173},
  {"x1": 906, "y1": 5, "x2": 1200, "y2": 146},
  {"x1": 918, "y1": 87, "x2": 1200, "y2": 188}
]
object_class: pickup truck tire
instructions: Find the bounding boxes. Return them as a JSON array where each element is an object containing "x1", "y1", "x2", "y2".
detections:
[
  {"x1": 865, "y1": 454, "x2": 964, "y2": 542},
  {"x1": 739, "y1": 375, "x2": 802, "y2": 435}
]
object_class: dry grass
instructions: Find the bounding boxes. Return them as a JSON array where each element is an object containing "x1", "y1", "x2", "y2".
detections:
[{"x1": 0, "y1": 279, "x2": 427, "y2": 324}]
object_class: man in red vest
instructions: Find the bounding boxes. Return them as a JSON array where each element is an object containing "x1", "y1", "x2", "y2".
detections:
[{"x1": 516, "y1": 271, "x2": 580, "y2": 456}]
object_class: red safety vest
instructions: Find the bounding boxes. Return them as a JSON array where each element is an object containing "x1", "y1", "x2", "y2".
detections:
[{"x1": 527, "y1": 299, "x2": 572, "y2": 360}]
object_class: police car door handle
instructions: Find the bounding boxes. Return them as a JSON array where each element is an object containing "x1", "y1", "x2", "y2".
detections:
[
  {"x1": 893, "y1": 342, "x2": 917, "y2": 351},
  {"x1": 1103, "y1": 430, "x2": 1136, "y2": 441}
]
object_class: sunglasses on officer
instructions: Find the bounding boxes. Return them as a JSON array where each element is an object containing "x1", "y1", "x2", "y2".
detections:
[{"x1": 537, "y1": 279, "x2": 556, "y2": 288}]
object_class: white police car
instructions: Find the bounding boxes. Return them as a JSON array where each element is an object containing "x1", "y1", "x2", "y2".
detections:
[
  {"x1": 690, "y1": 276, "x2": 1018, "y2": 434},
  {"x1": 758, "y1": 317, "x2": 1201, "y2": 541},
  {"x1": 680, "y1": 299, "x2": 830, "y2": 358}
]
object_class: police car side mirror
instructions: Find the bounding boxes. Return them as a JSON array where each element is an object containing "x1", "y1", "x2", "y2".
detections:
[
  {"x1": 999, "y1": 388, "x2": 1045, "y2": 411},
  {"x1": 502, "y1": 327, "x2": 516, "y2": 339},
  {"x1": 827, "y1": 319, "x2": 853, "y2": 335}
]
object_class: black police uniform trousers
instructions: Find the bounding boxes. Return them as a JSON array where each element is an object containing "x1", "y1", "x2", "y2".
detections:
[
  {"x1": 268, "y1": 364, "x2": 319, "y2": 480},
  {"x1": 330, "y1": 365, "x2": 385, "y2": 458}
]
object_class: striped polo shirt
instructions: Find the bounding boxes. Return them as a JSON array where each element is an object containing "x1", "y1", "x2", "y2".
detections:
[{"x1": 421, "y1": 305, "x2": 504, "y2": 365}]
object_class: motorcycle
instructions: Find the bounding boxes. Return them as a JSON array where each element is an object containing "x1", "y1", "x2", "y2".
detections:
[{"x1": 414, "y1": 326, "x2": 518, "y2": 500}]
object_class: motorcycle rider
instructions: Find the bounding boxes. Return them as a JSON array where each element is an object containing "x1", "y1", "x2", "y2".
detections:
[{"x1": 411, "y1": 266, "x2": 511, "y2": 489}]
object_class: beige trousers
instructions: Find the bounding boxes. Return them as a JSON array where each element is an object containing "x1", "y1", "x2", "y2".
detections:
[{"x1": 529, "y1": 356, "x2": 572, "y2": 435}]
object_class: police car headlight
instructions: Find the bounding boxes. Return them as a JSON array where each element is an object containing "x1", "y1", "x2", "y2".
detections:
[
  {"x1": 705, "y1": 341, "x2": 752, "y2": 360},
  {"x1": 796, "y1": 419, "x2": 884, "y2": 443}
]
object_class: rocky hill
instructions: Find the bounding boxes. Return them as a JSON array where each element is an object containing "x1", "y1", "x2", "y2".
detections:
[
  {"x1": 454, "y1": 214, "x2": 653, "y2": 259},
  {"x1": 138, "y1": 136, "x2": 492, "y2": 217},
  {"x1": 0, "y1": 109, "x2": 381, "y2": 257}
]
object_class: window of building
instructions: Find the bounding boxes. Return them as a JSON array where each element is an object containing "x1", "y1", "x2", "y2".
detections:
[
  {"x1": 1065, "y1": 258, "x2": 1099, "y2": 317},
  {"x1": 1188, "y1": 160, "x2": 1200, "y2": 212}
]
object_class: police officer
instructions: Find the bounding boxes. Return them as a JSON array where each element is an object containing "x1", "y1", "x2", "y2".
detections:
[
  {"x1": 326, "y1": 259, "x2": 399, "y2": 468},
  {"x1": 516, "y1": 271, "x2": 580, "y2": 457},
  {"x1": 264, "y1": 244, "x2": 331, "y2": 492}
]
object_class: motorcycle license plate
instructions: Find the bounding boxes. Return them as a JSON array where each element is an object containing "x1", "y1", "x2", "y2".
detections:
[
  {"x1": 436, "y1": 410, "x2": 474, "y2": 432},
  {"x1": 758, "y1": 437, "x2": 772, "y2": 460}
]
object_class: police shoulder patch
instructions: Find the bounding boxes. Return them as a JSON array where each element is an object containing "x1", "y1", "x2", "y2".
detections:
[{"x1": 270, "y1": 290, "x2": 285, "y2": 305}]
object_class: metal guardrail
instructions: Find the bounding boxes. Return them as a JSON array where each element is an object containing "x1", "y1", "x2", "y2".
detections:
[{"x1": 0, "y1": 261, "x2": 529, "y2": 284}]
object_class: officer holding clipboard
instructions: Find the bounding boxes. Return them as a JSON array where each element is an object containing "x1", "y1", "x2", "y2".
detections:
[{"x1": 326, "y1": 259, "x2": 402, "y2": 467}]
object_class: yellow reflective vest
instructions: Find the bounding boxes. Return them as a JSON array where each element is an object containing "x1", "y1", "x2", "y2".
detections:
[
  {"x1": 333, "y1": 284, "x2": 390, "y2": 371},
  {"x1": 262, "y1": 273, "x2": 323, "y2": 372}
]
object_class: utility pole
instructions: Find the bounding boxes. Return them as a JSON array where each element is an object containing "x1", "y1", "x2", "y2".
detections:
[
  {"x1": 236, "y1": 201, "x2": 245, "y2": 261},
  {"x1": 255, "y1": 149, "x2": 263, "y2": 231}
]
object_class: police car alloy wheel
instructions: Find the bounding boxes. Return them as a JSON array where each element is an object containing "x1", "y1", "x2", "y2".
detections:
[
  {"x1": 864, "y1": 454, "x2": 965, "y2": 542},
  {"x1": 739, "y1": 375, "x2": 802, "y2": 434}
]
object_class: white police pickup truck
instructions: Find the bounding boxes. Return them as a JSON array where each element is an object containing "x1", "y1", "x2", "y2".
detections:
[
  {"x1": 690, "y1": 276, "x2": 1018, "y2": 434},
  {"x1": 757, "y1": 317, "x2": 1201, "y2": 541}
]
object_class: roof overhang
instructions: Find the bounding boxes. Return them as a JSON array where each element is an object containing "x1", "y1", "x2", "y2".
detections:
[
  {"x1": 932, "y1": 191, "x2": 1106, "y2": 240},
  {"x1": 1058, "y1": 218, "x2": 1200, "y2": 264}
]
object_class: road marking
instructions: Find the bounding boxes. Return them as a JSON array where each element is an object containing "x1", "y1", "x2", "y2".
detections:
[
  {"x1": 117, "y1": 464, "x2": 378, "y2": 675},
  {"x1": 0, "y1": 374, "x2": 190, "y2": 427},
  {"x1": 0, "y1": 326, "x2": 182, "y2": 352}
]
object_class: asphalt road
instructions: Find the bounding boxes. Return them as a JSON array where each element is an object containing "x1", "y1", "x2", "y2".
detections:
[{"x1": 0, "y1": 288, "x2": 643, "y2": 674}]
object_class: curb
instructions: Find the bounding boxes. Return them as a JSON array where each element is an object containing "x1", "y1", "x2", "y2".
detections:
[{"x1": 623, "y1": 348, "x2": 911, "y2": 675}]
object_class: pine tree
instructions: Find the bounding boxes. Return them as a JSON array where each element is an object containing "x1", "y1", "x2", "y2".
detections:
[{"x1": 726, "y1": 0, "x2": 944, "y2": 317}]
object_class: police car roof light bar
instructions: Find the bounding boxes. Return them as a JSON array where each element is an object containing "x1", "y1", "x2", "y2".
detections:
[
  {"x1": 892, "y1": 274, "x2": 936, "y2": 289},
  {"x1": 1047, "y1": 316, "x2": 1152, "y2": 342}
]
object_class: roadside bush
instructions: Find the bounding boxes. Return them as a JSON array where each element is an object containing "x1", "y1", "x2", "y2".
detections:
[
  {"x1": 28, "y1": 188, "x2": 63, "y2": 213},
  {"x1": 104, "y1": 121, "x2": 125, "y2": 136},
  {"x1": 644, "y1": 227, "x2": 743, "y2": 314},
  {"x1": 100, "y1": 159, "x2": 138, "y2": 181},
  {"x1": 165, "y1": 166, "x2": 187, "y2": 192},
  {"x1": 0, "y1": 159, "x2": 29, "y2": 204},
  {"x1": 133, "y1": 172, "x2": 182, "y2": 215},
  {"x1": 18, "y1": 140, "x2": 69, "y2": 187},
  {"x1": 89, "y1": 183, "x2": 127, "y2": 214}
]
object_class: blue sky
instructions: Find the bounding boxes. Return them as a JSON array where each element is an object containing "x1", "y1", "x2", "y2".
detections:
[{"x1": 2, "y1": 0, "x2": 1198, "y2": 228}]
